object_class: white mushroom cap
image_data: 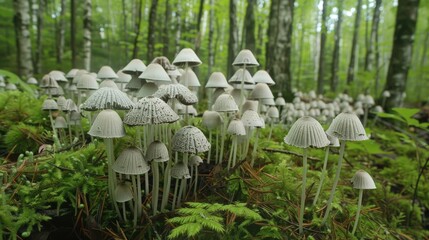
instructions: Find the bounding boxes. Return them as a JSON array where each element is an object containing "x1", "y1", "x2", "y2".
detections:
[
  {"x1": 261, "y1": 98, "x2": 276, "y2": 106},
  {"x1": 213, "y1": 93, "x2": 239, "y2": 112},
  {"x1": 241, "y1": 110, "x2": 263, "y2": 127},
  {"x1": 372, "y1": 105, "x2": 384, "y2": 113},
  {"x1": 351, "y1": 170, "x2": 376, "y2": 189},
  {"x1": 56, "y1": 96, "x2": 67, "y2": 109},
  {"x1": 27, "y1": 77, "x2": 38, "y2": 85},
  {"x1": 172, "y1": 48, "x2": 202, "y2": 67},
  {"x1": 284, "y1": 116, "x2": 330, "y2": 148},
  {"x1": 66, "y1": 69, "x2": 80, "y2": 79},
  {"x1": 76, "y1": 73, "x2": 99, "y2": 90},
  {"x1": 81, "y1": 87, "x2": 134, "y2": 111},
  {"x1": 249, "y1": 83, "x2": 274, "y2": 100},
  {"x1": 97, "y1": 66, "x2": 118, "y2": 79},
  {"x1": 326, "y1": 112, "x2": 368, "y2": 141},
  {"x1": 172, "y1": 126, "x2": 211, "y2": 153},
  {"x1": 124, "y1": 96, "x2": 179, "y2": 125},
  {"x1": 326, "y1": 133, "x2": 340, "y2": 147},
  {"x1": 88, "y1": 109, "x2": 125, "y2": 138},
  {"x1": 228, "y1": 69, "x2": 254, "y2": 85},
  {"x1": 113, "y1": 147, "x2": 150, "y2": 175},
  {"x1": 146, "y1": 141, "x2": 169, "y2": 162},
  {"x1": 54, "y1": 116, "x2": 68, "y2": 129},
  {"x1": 49, "y1": 70, "x2": 67, "y2": 82},
  {"x1": 267, "y1": 106, "x2": 280, "y2": 118},
  {"x1": 179, "y1": 68, "x2": 200, "y2": 87},
  {"x1": 99, "y1": 79, "x2": 119, "y2": 89},
  {"x1": 232, "y1": 49, "x2": 259, "y2": 67},
  {"x1": 205, "y1": 72, "x2": 229, "y2": 88},
  {"x1": 171, "y1": 162, "x2": 191, "y2": 179},
  {"x1": 62, "y1": 99, "x2": 78, "y2": 112},
  {"x1": 202, "y1": 111, "x2": 223, "y2": 130},
  {"x1": 189, "y1": 155, "x2": 203, "y2": 166},
  {"x1": 122, "y1": 59, "x2": 147, "y2": 74},
  {"x1": 42, "y1": 99, "x2": 59, "y2": 111},
  {"x1": 275, "y1": 96, "x2": 286, "y2": 106},
  {"x1": 114, "y1": 182, "x2": 133, "y2": 202},
  {"x1": 363, "y1": 95, "x2": 375, "y2": 107},
  {"x1": 227, "y1": 119, "x2": 246, "y2": 136},
  {"x1": 241, "y1": 100, "x2": 259, "y2": 113},
  {"x1": 382, "y1": 90, "x2": 390, "y2": 98},
  {"x1": 115, "y1": 70, "x2": 132, "y2": 83},
  {"x1": 40, "y1": 75, "x2": 59, "y2": 89},
  {"x1": 252, "y1": 70, "x2": 275, "y2": 86},
  {"x1": 154, "y1": 84, "x2": 197, "y2": 105},
  {"x1": 125, "y1": 76, "x2": 143, "y2": 90},
  {"x1": 138, "y1": 63, "x2": 171, "y2": 82}
]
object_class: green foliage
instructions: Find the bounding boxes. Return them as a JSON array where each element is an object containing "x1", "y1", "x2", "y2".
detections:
[{"x1": 4, "y1": 123, "x2": 46, "y2": 153}]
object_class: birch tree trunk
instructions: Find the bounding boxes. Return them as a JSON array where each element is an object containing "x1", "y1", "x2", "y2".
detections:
[
  {"x1": 71, "y1": 0, "x2": 77, "y2": 68},
  {"x1": 13, "y1": 0, "x2": 33, "y2": 79},
  {"x1": 383, "y1": 0, "x2": 420, "y2": 110},
  {"x1": 56, "y1": 0, "x2": 65, "y2": 64},
  {"x1": 83, "y1": 0, "x2": 92, "y2": 71},
  {"x1": 122, "y1": 0, "x2": 129, "y2": 61},
  {"x1": 364, "y1": 0, "x2": 382, "y2": 71},
  {"x1": 208, "y1": 0, "x2": 215, "y2": 75},
  {"x1": 243, "y1": 0, "x2": 256, "y2": 53},
  {"x1": 34, "y1": 0, "x2": 44, "y2": 74},
  {"x1": 132, "y1": 0, "x2": 143, "y2": 59},
  {"x1": 162, "y1": 0, "x2": 171, "y2": 57},
  {"x1": 194, "y1": 0, "x2": 205, "y2": 76},
  {"x1": 147, "y1": 0, "x2": 159, "y2": 61},
  {"x1": 330, "y1": 0, "x2": 343, "y2": 92},
  {"x1": 316, "y1": 0, "x2": 328, "y2": 94},
  {"x1": 227, "y1": 0, "x2": 239, "y2": 78},
  {"x1": 266, "y1": 0, "x2": 294, "y2": 97},
  {"x1": 175, "y1": 0, "x2": 182, "y2": 54},
  {"x1": 346, "y1": 0, "x2": 362, "y2": 85}
]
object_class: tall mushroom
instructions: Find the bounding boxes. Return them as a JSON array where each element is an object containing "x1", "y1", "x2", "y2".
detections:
[
  {"x1": 232, "y1": 49, "x2": 259, "y2": 109},
  {"x1": 226, "y1": 118, "x2": 246, "y2": 170},
  {"x1": 350, "y1": 170, "x2": 376, "y2": 235}
]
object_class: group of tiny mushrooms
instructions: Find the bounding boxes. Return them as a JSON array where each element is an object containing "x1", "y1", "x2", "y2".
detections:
[{"x1": 25, "y1": 48, "x2": 384, "y2": 235}]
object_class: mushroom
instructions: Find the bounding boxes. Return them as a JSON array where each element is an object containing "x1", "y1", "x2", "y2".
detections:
[
  {"x1": 205, "y1": 72, "x2": 229, "y2": 109},
  {"x1": 350, "y1": 170, "x2": 376, "y2": 235},
  {"x1": 226, "y1": 118, "x2": 246, "y2": 170},
  {"x1": 201, "y1": 111, "x2": 223, "y2": 164},
  {"x1": 232, "y1": 49, "x2": 259, "y2": 109},
  {"x1": 188, "y1": 155, "x2": 203, "y2": 198},
  {"x1": 170, "y1": 162, "x2": 191, "y2": 210},
  {"x1": 267, "y1": 106, "x2": 280, "y2": 141},
  {"x1": 241, "y1": 109, "x2": 263, "y2": 166},
  {"x1": 42, "y1": 98, "x2": 61, "y2": 148},
  {"x1": 114, "y1": 181, "x2": 133, "y2": 221},
  {"x1": 284, "y1": 116, "x2": 329, "y2": 234}
]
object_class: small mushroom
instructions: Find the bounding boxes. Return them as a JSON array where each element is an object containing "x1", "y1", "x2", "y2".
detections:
[{"x1": 351, "y1": 170, "x2": 376, "y2": 235}]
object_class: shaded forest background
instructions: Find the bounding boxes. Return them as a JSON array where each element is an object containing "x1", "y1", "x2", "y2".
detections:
[{"x1": 1, "y1": 0, "x2": 429, "y2": 103}]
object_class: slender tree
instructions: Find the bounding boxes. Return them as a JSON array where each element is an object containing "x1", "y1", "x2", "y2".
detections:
[
  {"x1": 266, "y1": 0, "x2": 294, "y2": 97},
  {"x1": 208, "y1": 0, "x2": 215, "y2": 75},
  {"x1": 162, "y1": 0, "x2": 171, "y2": 57},
  {"x1": 383, "y1": 0, "x2": 420, "y2": 110},
  {"x1": 83, "y1": 0, "x2": 92, "y2": 71},
  {"x1": 330, "y1": 0, "x2": 343, "y2": 91},
  {"x1": 175, "y1": 0, "x2": 182, "y2": 54},
  {"x1": 13, "y1": 0, "x2": 33, "y2": 78},
  {"x1": 227, "y1": 0, "x2": 239, "y2": 78},
  {"x1": 346, "y1": 0, "x2": 362, "y2": 85},
  {"x1": 56, "y1": 0, "x2": 66, "y2": 64},
  {"x1": 71, "y1": 0, "x2": 77, "y2": 68},
  {"x1": 316, "y1": 0, "x2": 328, "y2": 94},
  {"x1": 122, "y1": 0, "x2": 129, "y2": 61},
  {"x1": 132, "y1": 0, "x2": 143, "y2": 59},
  {"x1": 243, "y1": 0, "x2": 256, "y2": 53},
  {"x1": 364, "y1": 0, "x2": 382, "y2": 71},
  {"x1": 34, "y1": 0, "x2": 44, "y2": 74},
  {"x1": 194, "y1": 0, "x2": 205, "y2": 77},
  {"x1": 147, "y1": 0, "x2": 159, "y2": 61}
]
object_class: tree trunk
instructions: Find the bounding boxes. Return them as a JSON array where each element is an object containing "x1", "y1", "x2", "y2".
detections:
[
  {"x1": 34, "y1": 0, "x2": 44, "y2": 74},
  {"x1": 175, "y1": 0, "x2": 182, "y2": 54},
  {"x1": 56, "y1": 0, "x2": 65, "y2": 64},
  {"x1": 83, "y1": 0, "x2": 92, "y2": 71},
  {"x1": 122, "y1": 0, "x2": 129, "y2": 61},
  {"x1": 208, "y1": 0, "x2": 215, "y2": 75},
  {"x1": 162, "y1": 0, "x2": 171, "y2": 57},
  {"x1": 266, "y1": 0, "x2": 294, "y2": 97},
  {"x1": 132, "y1": 0, "x2": 143, "y2": 59},
  {"x1": 194, "y1": 0, "x2": 205, "y2": 76},
  {"x1": 147, "y1": 0, "x2": 158, "y2": 61},
  {"x1": 383, "y1": 0, "x2": 420, "y2": 110},
  {"x1": 13, "y1": 0, "x2": 33, "y2": 79},
  {"x1": 70, "y1": 0, "x2": 77, "y2": 68},
  {"x1": 364, "y1": 0, "x2": 382, "y2": 71},
  {"x1": 243, "y1": 0, "x2": 256, "y2": 53},
  {"x1": 330, "y1": 0, "x2": 343, "y2": 92},
  {"x1": 316, "y1": 0, "x2": 328, "y2": 94},
  {"x1": 346, "y1": 0, "x2": 362, "y2": 85},
  {"x1": 227, "y1": 0, "x2": 239, "y2": 78}
]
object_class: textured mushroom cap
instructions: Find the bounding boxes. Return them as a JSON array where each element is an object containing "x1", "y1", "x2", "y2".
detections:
[
  {"x1": 49, "y1": 70, "x2": 67, "y2": 82},
  {"x1": 189, "y1": 155, "x2": 203, "y2": 166},
  {"x1": 326, "y1": 133, "x2": 340, "y2": 147},
  {"x1": 113, "y1": 147, "x2": 150, "y2": 175},
  {"x1": 179, "y1": 68, "x2": 200, "y2": 87},
  {"x1": 97, "y1": 66, "x2": 118, "y2": 79},
  {"x1": 76, "y1": 73, "x2": 99, "y2": 90},
  {"x1": 232, "y1": 49, "x2": 259, "y2": 66},
  {"x1": 205, "y1": 72, "x2": 229, "y2": 88},
  {"x1": 275, "y1": 96, "x2": 286, "y2": 106},
  {"x1": 66, "y1": 69, "x2": 80, "y2": 79},
  {"x1": 326, "y1": 112, "x2": 368, "y2": 141},
  {"x1": 284, "y1": 116, "x2": 330, "y2": 148},
  {"x1": 115, "y1": 70, "x2": 132, "y2": 83},
  {"x1": 125, "y1": 76, "x2": 143, "y2": 90},
  {"x1": 54, "y1": 116, "x2": 68, "y2": 128},
  {"x1": 154, "y1": 83, "x2": 198, "y2": 105},
  {"x1": 241, "y1": 110, "x2": 263, "y2": 127},
  {"x1": 382, "y1": 90, "x2": 390, "y2": 98},
  {"x1": 351, "y1": 170, "x2": 376, "y2": 189},
  {"x1": 88, "y1": 109, "x2": 125, "y2": 138},
  {"x1": 213, "y1": 93, "x2": 238, "y2": 112},
  {"x1": 202, "y1": 111, "x2": 223, "y2": 130},
  {"x1": 62, "y1": 99, "x2": 78, "y2": 112},
  {"x1": 241, "y1": 100, "x2": 259, "y2": 113},
  {"x1": 172, "y1": 126, "x2": 211, "y2": 153},
  {"x1": 146, "y1": 141, "x2": 169, "y2": 162},
  {"x1": 227, "y1": 119, "x2": 246, "y2": 135},
  {"x1": 138, "y1": 63, "x2": 171, "y2": 82},
  {"x1": 171, "y1": 162, "x2": 191, "y2": 179},
  {"x1": 122, "y1": 59, "x2": 147, "y2": 74},
  {"x1": 81, "y1": 87, "x2": 134, "y2": 111},
  {"x1": 40, "y1": 75, "x2": 59, "y2": 88},
  {"x1": 27, "y1": 77, "x2": 38, "y2": 85},
  {"x1": 42, "y1": 99, "x2": 59, "y2": 111},
  {"x1": 249, "y1": 83, "x2": 274, "y2": 99},
  {"x1": 228, "y1": 69, "x2": 254, "y2": 85},
  {"x1": 114, "y1": 182, "x2": 133, "y2": 202},
  {"x1": 56, "y1": 96, "x2": 66, "y2": 109},
  {"x1": 172, "y1": 48, "x2": 202, "y2": 67},
  {"x1": 99, "y1": 79, "x2": 119, "y2": 89},
  {"x1": 136, "y1": 82, "x2": 158, "y2": 98},
  {"x1": 253, "y1": 70, "x2": 275, "y2": 85},
  {"x1": 124, "y1": 96, "x2": 179, "y2": 125},
  {"x1": 267, "y1": 106, "x2": 280, "y2": 118}
]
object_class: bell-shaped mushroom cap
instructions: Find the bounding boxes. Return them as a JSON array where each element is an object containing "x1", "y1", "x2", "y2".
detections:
[
  {"x1": 172, "y1": 48, "x2": 202, "y2": 67},
  {"x1": 66, "y1": 69, "x2": 80, "y2": 79},
  {"x1": 138, "y1": 63, "x2": 171, "y2": 82},
  {"x1": 88, "y1": 109, "x2": 125, "y2": 138},
  {"x1": 189, "y1": 155, "x2": 203, "y2": 166},
  {"x1": 326, "y1": 112, "x2": 368, "y2": 141},
  {"x1": 267, "y1": 106, "x2": 280, "y2": 118},
  {"x1": 363, "y1": 95, "x2": 375, "y2": 106},
  {"x1": 124, "y1": 96, "x2": 179, "y2": 125},
  {"x1": 122, "y1": 59, "x2": 147, "y2": 74},
  {"x1": 382, "y1": 90, "x2": 390, "y2": 98},
  {"x1": 242, "y1": 100, "x2": 259, "y2": 113},
  {"x1": 179, "y1": 68, "x2": 200, "y2": 87},
  {"x1": 56, "y1": 96, "x2": 67, "y2": 109},
  {"x1": 253, "y1": 70, "x2": 275, "y2": 85},
  {"x1": 372, "y1": 105, "x2": 384, "y2": 113},
  {"x1": 99, "y1": 79, "x2": 119, "y2": 89},
  {"x1": 27, "y1": 77, "x2": 38, "y2": 85},
  {"x1": 76, "y1": 73, "x2": 99, "y2": 90},
  {"x1": 351, "y1": 170, "x2": 376, "y2": 189},
  {"x1": 284, "y1": 116, "x2": 330, "y2": 148},
  {"x1": 97, "y1": 66, "x2": 118, "y2": 79},
  {"x1": 69, "y1": 111, "x2": 82, "y2": 126},
  {"x1": 49, "y1": 70, "x2": 67, "y2": 82},
  {"x1": 227, "y1": 119, "x2": 246, "y2": 135},
  {"x1": 115, "y1": 70, "x2": 132, "y2": 83},
  {"x1": 249, "y1": 83, "x2": 274, "y2": 100},
  {"x1": 71, "y1": 70, "x2": 89, "y2": 84},
  {"x1": 172, "y1": 126, "x2": 211, "y2": 153},
  {"x1": 125, "y1": 76, "x2": 143, "y2": 90},
  {"x1": 212, "y1": 88, "x2": 226, "y2": 102},
  {"x1": 54, "y1": 116, "x2": 68, "y2": 129},
  {"x1": 326, "y1": 133, "x2": 340, "y2": 147},
  {"x1": 261, "y1": 98, "x2": 276, "y2": 106},
  {"x1": 205, "y1": 72, "x2": 229, "y2": 88},
  {"x1": 213, "y1": 93, "x2": 238, "y2": 112},
  {"x1": 232, "y1": 49, "x2": 259, "y2": 67},
  {"x1": 42, "y1": 99, "x2": 59, "y2": 111},
  {"x1": 62, "y1": 99, "x2": 78, "y2": 112},
  {"x1": 202, "y1": 111, "x2": 223, "y2": 130},
  {"x1": 171, "y1": 162, "x2": 191, "y2": 179},
  {"x1": 45, "y1": 86, "x2": 64, "y2": 97},
  {"x1": 81, "y1": 87, "x2": 134, "y2": 111},
  {"x1": 154, "y1": 83, "x2": 198, "y2": 105},
  {"x1": 113, "y1": 147, "x2": 150, "y2": 175},
  {"x1": 136, "y1": 82, "x2": 158, "y2": 98},
  {"x1": 67, "y1": 84, "x2": 78, "y2": 91},
  {"x1": 40, "y1": 75, "x2": 60, "y2": 88},
  {"x1": 146, "y1": 140, "x2": 169, "y2": 162},
  {"x1": 228, "y1": 69, "x2": 254, "y2": 85},
  {"x1": 114, "y1": 182, "x2": 133, "y2": 202},
  {"x1": 275, "y1": 95, "x2": 286, "y2": 106},
  {"x1": 241, "y1": 110, "x2": 263, "y2": 127},
  {"x1": 354, "y1": 108, "x2": 364, "y2": 116}
]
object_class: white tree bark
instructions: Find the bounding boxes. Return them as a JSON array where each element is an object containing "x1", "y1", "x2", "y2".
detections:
[
  {"x1": 83, "y1": 0, "x2": 92, "y2": 71},
  {"x1": 13, "y1": 0, "x2": 33, "y2": 78}
]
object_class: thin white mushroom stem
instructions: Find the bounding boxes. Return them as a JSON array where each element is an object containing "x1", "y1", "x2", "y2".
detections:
[
  {"x1": 207, "y1": 131, "x2": 212, "y2": 164},
  {"x1": 48, "y1": 110, "x2": 60, "y2": 149},
  {"x1": 215, "y1": 129, "x2": 219, "y2": 164},
  {"x1": 193, "y1": 164, "x2": 199, "y2": 198},
  {"x1": 352, "y1": 189, "x2": 364, "y2": 235},
  {"x1": 227, "y1": 135, "x2": 236, "y2": 170},
  {"x1": 322, "y1": 139, "x2": 346, "y2": 224},
  {"x1": 177, "y1": 178, "x2": 185, "y2": 208},
  {"x1": 172, "y1": 178, "x2": 180, "y2": 210},
  {"x1": 239, "y1": 64, "x2": 246, "y2": 110},
  {"x1": 299, "y1": 148, "x2": 309, "y2": 235},
  {"x1": 250, "y1": 128, "x2": 260, "y2": 167},
  {"x1": 161, "y1": 160, "x2": 172, "y2": 211},
  {"x1": 313, "y1": 147, "x2": 330, "y2": 206},
  {"x1": 232, "y1": 135, "x2": 238, "y2": 167},
  {"x1": 219, "y1": 113, "x2": 228, "y2": 164},
  {"x1": 119, "y1": 174, "x2": 127, "y2": 221},
  {"x1": 152, "y1": 161, "x2": 160, "y2": 215},
  {"x1": 182, "y1": 153, "x2": 189, "y2": 200}
]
